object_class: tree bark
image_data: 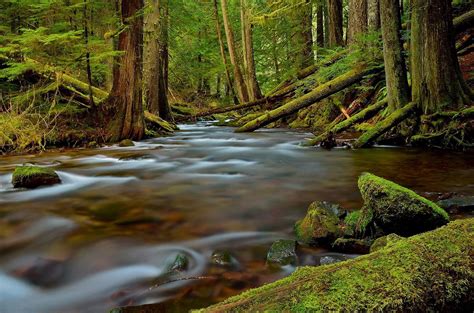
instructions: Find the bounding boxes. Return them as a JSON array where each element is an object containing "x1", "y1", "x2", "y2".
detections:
[
  {"x1": 410, "y1": 0, "x2": 471, "y2": 115},
  {"x1": 106, "y1": 0, "x2": 145, "y2": 141},
  {"x1": 316, "y1": 2, "x2": 325, "y2": 47},
  {"x1": 220, "y1": 0, "x2": 249, "y2": 103},
  {"x1": 213, "y1": 0, "x2": 235, "y2": 101},
  {"x1": 380, "y1": 0, "x2": 410, "y2": 111},
  {"x1": 368, "y1": 0, "x2": 381, "y2": 31},
  {"x1": 298, "y1": 0, "x2": 314, "y2": 68},
  {"x1": 236, "y1": 65, "x2": 375, "y2": 133},
  {"x1": 327, "y1": 0, "x2": 344, "y2": 47},
  {"x1": 240, "y1": 0, "x2": 263, "y2": 101},
  {"x1": 347, "y1": 0, "x2": 368, "y2": 45},
  {"x1": 144, "y1": 0, "x2": 172, "y2": 121}
]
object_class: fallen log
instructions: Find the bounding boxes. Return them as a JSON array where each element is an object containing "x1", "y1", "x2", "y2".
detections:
[
  {"x1": 144, "y1": 111, "x2": 178, "y2": 133},
  {"x1": 197, "y1": 218, "x2": 474, "y2": 312},
  {"x1": 352, "y1": 102, "x2": 417, "y2": 148},
  {"x1": 26, "y1": 58, "x2": 109, "y2": 102},
  {"x1": 193, "y1": 93, "x2": 288, "y2": 118},
  {"x1": 304, "y1": 99, "x2": 388, "y2": 146},
  {"x1": 453, "y1": 9, "x2": 474, "y2": 35},
  {"x1": 236, "y1": 65, "x2": 378, "y2": 133},
  {"x1": 267, "y1": 50, "x2": 346, "y2": 96}
]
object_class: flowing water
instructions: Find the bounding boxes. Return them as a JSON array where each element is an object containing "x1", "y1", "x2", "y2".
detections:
[{"x1": 0, "y1": 122, "x2": 473, "y2": 313}]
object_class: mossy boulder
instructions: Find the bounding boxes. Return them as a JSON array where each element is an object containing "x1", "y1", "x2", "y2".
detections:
[
  {"x1": 266, "y1": 240, "x2": 297, "y2": 266},
  {"x1": 118, "y1": 139, "x2": 135, "y2": 147},
  {"x1": 12, "y1": 166, "x2": 61, "y2": 189},
  {"x1": 294, "y1": 201, "x2": 343, "y2": 246},
  {"x1": 370, "y1": 233, "x2": 403, "y2": 253},
  {"x1": 199, "y1": 218, "x2": 474, "y2": 312},
  {"x1": 358, "y1": 172, "x2": 449, "y2": 236},
  {"x1": 343, "y1": 209, "x2": 374, "y2": 238}
]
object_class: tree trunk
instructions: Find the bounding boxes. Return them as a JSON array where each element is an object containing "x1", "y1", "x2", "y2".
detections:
[
  {"x1": 240, "y1": 0, "x2": 263, "y2": 101},
  {"x1": 220, "y1": 0, "x2": 249, "y2": 103},
  {"x1": 144, "y1": 0, "x2": 172, "y2": 121},
  {"x1": 347, "y1": 0, "x2": 368, "y2": 45},
  {"x1": 106, "y1": 0, "x2": 145, "y2": 141},
  {"x1": 327, "y1": 0, "x2": 344, "y2": 47},
  {"x1": 213, "y1": 0, "x2": 236, "y2": 101},
  {"x1": 83, "y1": 0, "x2": 95, "y2": 107},
  {"x1": 380, "y1": 0, "x2": 410, "y2": 111},
  {"x1": 316, "y1": 2, "x2": 325, "y2": 47},
  {"x1": 368, "y1": 0, "x2": 381, "y2": 30},
  {"x1": 236, "y1": 65, "x2": 375, "y2": 133},
  {"x1": 410, "y1": 0, "x2": 471, "y2": 115},
  {"x1": 299, "y1": 0, "x2": 314, "y2": 68}
]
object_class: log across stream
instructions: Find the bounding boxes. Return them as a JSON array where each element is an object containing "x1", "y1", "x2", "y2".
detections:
[{"x1": 0, "y1": 122, "x2": 473, "y2": 313}]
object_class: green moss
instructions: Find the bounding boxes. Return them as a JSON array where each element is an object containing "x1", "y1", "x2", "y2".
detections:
[
  {"x1": 12, "y1": 165, "x2": 61, "y2": 188},
  {"x1": 198, "y1": 219, "x2": 474, "y2": 312},
  {"x1": 358, "y1": 172, "x2": 449, "y2": 235},
  {"x1": 294, "y1": 201, "x2": 342, "y2": 246},
  {"x1": 370, "y1": 233, "x2": 403, "y2": 253}
]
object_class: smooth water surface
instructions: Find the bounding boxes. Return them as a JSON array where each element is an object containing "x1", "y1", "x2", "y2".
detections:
[{"x1": 0, "y1": 122, "x2": 473, "y2": 313}]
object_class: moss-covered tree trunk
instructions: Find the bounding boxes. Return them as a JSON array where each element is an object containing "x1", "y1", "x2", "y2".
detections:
[
  {"x1": 106, "y1": 0, "x2": 145, "y2": 141},
  {"x1": 298, "y1": 0, "x2": 314, "y2": 68},
  {"x1": 368, "y1": 0, "x2": 380, "y2": 30},
  {"x1": 144, "y1": 0, "x2": 172, "y2": 121},
  {"x1": 221, "y1": 0, "x2": 249, "y2": 104},
  {"x1": 327, "y1": 0, "x2": 343, "y2": 47},
  {"x1": 213, "y1": 0, "x2": 236, "y2": 102},
  {"x1": 347, "y1": 0, "x2": 368, "y2": 45},
  {"x1": 240, "y1": 0, "x2": 262, "y2": 101},
  {"x1": 410, "y1": 0, "x2": 471, "y2": 115},
  {"x1": 316, "y1": 2, "x2": 325, "y2": 47},
  {"x1": 380, "y1": 0, "x2": 410, "y2": 111},
  {"x1": 236, "y1": 65, "x2": 374, "y2": 133},
  {"x1": 199, "y1": 219, "x2": 473, "y2": 312}
]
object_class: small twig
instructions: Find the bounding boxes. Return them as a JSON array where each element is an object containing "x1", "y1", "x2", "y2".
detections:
[{"x1": 148, "y1": 275, "x2": 216, "y2": 291}]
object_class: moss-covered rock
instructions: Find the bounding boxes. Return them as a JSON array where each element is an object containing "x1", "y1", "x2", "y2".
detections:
[
  {"x1": 198, "y1": 218, "x2": 474, "y2": 312},
  {"x1": 358, "y1": 172, "x2": 449, "y2": 236},
  {"x1": 343, "y1": 209, "x2": 374, "y2": 238},
  {"x1": 266, "y1": 239, "x2": 297, "y2": 266},
  {"x1": 370, "y1": 233, "x2": 403, "y2": 253},
  {"x1": 167, "y1": 253, "x2": 189, "y2": 272},
  {"x1": 332, "y1": 238, "x2": 372, "y2": 254},
  {"x1": 118, "y1": 139, "x2": 135, "y2": 147},
  {"x1": 294, "y1": 201, "x2": 343, "y2": 246},
  {"x1": 12, "y1": 165, "x2": 61, "y2": 189}
]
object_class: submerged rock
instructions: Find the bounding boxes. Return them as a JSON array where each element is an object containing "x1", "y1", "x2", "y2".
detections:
[
  {"x1": 167, "y1": 253, "x2": 189, "y2": 272},
  {"x1": 118, "y1": 139, "x2": 135, "y2": 147},
  {"x1": 12, "y1": 165, "x2": 61, "y2": 189},
  {"x1": 358, "y1": 172, "x2": 449, "y2": 236},
  {"x1": 332, "y1": 238, "x2": 371, "y2": 254},
  {"x1": 294, "y1": 201, "x2": 343, "y2": 246},
  {"x1": 211, "y1": 250, "x2": 235, "y2": 267},
  {"x1": 370, "y1": 233, "x2": 403, "y2": 253},
  {"x1": 202, "y1": 219, "x2": 474, "y2": 312},
  {"x1": 318, "y1": 255, "x2": 345, "y2": 266},
  {"x1": 266, "y1": 239, "x2": 297, "y2": 266},
  {"x1": 438, "y1": 196, "x2": 474, "y2": 214}
]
